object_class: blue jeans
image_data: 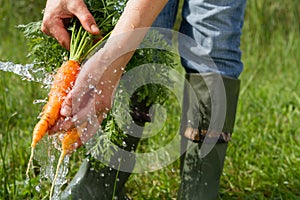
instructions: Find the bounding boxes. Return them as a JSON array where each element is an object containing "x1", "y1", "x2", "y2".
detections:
[{"x1": 152, "y1": 0, "x2": 247, "y2": 78}]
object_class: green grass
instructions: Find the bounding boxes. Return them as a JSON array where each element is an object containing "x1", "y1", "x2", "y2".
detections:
[{"x1": 1, "y1": 0, "x2": 300, "y2": 199}]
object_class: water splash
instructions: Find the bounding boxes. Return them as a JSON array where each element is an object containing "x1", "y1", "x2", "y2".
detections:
[
  {"x1": 50, "y1": 155, "x2": 70, "y2": 200},
  {"x1": 0, "y1": 61, "x2": 53, "y2": 85},
  {"x1": 29, "y1": 137, "x2": 70, "y2": 200}
]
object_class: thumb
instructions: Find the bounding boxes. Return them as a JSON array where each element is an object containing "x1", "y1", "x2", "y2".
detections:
[{"x1": 71, "y1": 3, "x2": 100, "y2": 35}]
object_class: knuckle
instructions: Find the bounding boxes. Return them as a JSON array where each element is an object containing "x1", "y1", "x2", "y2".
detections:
[
  {"x1": 68, "y1": 1, "x2": 85, "y2": 13},
  {"x1": 81, "y1": 14, "x2": 93, "y2": 23},
  {"x1": 41, "y1": 25, "x2": 47, "y2": 34},
  {"x1": 41, "y1": 21, "x2": 50, "y2": 34}
]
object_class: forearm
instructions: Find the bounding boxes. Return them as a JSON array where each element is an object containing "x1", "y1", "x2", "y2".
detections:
[
  {"x1": 112, "y1": 0, "x2": 168, "y2": 35},
  {"x1": 90, "y1": 0, "x2": 168, "y2": 90},
  {"x1": 76, "y1": 0, "x2": 168, "y2": 113},
  {"x1": 99, "y1": 0, "x2": 168, "y2": 70}
]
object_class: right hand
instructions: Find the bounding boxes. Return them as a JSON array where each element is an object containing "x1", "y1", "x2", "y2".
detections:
[
  {"x1": 49, "y1": 47, "x2": 130, "y2": 143},
  {"x1": 41, "y1": 0, "x2": 100, "y2": 50}
]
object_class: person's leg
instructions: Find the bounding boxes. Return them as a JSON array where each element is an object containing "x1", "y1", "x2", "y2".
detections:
[
  {"x1": 178, "y1": 72, "x2": 240, "y2": 200},
  {"x1": 177, "y1": 0, "x2": 247, "y2": 199}
]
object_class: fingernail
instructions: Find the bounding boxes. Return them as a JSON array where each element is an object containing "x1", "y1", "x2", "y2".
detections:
[
  {"x1": 91, "y1": 24, "x2": 99, "y2": 34},
  {"x1": 61, "y1": 105, "x2": 71, "y2": 116}
]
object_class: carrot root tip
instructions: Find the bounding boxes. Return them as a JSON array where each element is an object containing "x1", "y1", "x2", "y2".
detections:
[
  {"x1": 26, "y1": 147, "x2": 35, "y2": 178},
  {"x1": 49, "y1": 150, "x2": 67, "y2": 200}
]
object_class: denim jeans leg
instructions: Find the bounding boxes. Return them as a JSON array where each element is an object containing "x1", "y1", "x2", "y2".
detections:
[
  {"x1": 152, "y1": 0, "x2": 180, "y2": 29},
  {"x1": 179, "y1": 0, "x2": 247, "y2": 78}
]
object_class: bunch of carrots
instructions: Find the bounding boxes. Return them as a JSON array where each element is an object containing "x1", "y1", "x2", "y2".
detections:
[{"x1": 25, "y1": 21, "x2": 110, "y2": 199}]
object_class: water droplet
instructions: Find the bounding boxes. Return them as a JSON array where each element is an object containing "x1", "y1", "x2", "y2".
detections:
[
  {"x1": 50, "y1": 155, "x2": 56, "y2": 162},
  {"x1": 35, "y1": 185, "x2": 41, "y2": 192},
  {"x1": 73, "y1": 143, "x2": 79, "y2": 149},
  {"x1": 89, "y1": 84, "x2": 94, "y2": 89},
  {"x1": 75, "y1": 178, "x2": 80, "y2": 184},
  {"x1": 59, "y1": 133, "x2": 64, "y2": 140},
  {"x1": 33, "y1": 98, "x2": 47, "y2": 104},
  {"x1": 96, "y1": 89, "x2": 102, "y2": 95}
]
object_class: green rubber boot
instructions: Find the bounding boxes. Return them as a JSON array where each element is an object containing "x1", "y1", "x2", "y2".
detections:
[
  {"x1": 177, "y1": 72, "x2": 240, "y2": 200},
  {"x1": 60, "y1": 124, "x2": 143, "y2": 200},
  {"x1": 59, "y1": 94, "x2": 151, "y2": 200}
]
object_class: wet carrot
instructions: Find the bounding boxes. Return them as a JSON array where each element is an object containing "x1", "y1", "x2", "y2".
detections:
[
  {"x1": 26, "y1": 60, "x2": 80, "y2": 177},
  {"x1": 50, "y1": 128, "x2": 82, "y2": 200}
]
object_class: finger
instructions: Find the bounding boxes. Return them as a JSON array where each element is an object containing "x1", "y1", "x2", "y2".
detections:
[
  {"x1": 61, "y1": 92, "x2": 73, "y2": 117},
  {"x1": 48, "y1": 117, "x2": 64, "y2": 134},
  {"x1": 48, "y1": 117, "x2": 74, "y2": 134},
  {"x1": 80, "y1": 114, "x2": 104, "y2": 144},
  {"x1": 68, "y1": 1, "x2": 100, "y2": 35},
  {"x1": 49, "y1": 93, "x2": 93, "y2": 134},
  {"x1": 72, "y1": 90, "x2": 98, "y2": 126},
  {"x1": 42, "y1": 19, "x2": 71, "y2": 50}
]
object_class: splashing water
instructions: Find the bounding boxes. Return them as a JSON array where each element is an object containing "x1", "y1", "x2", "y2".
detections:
[
  {"x1": 30, "y1": 137, "x2": 70, "y2": 200},
  {"x1": 50, "y1": 156, "x2": 70, "y2": 200},
  {"x1": 0, "y1": 61, "x2": 53, "y2": 85}
]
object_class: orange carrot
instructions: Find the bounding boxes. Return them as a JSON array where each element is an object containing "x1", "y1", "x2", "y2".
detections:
[
  {"x1": 50, "y1": 128, "x2": 82, "y2": 200},
  {"x1": 26, "y1": 23, "x2": 110, "y2": 177},
  {"x1": 26, "y1": 60, "x2": 80, "y2": 177}
]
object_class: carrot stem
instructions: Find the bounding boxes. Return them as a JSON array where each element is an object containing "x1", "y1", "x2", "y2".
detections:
[
  {"x1": 84, "y1": 30, "x2": 112, "y2": 59},
  {"x1": 75, "y1": 31, "x2": 90, "y2": 61},
  {"x1": 70, "y1": 23, "x2": 81, "y2": 60}
]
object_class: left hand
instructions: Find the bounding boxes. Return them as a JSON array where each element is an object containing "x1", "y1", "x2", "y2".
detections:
[{"x1": 41, "y1": 0, "x2": 100, "y2": 50}]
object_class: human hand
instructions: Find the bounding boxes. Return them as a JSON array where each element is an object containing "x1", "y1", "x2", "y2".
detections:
[
  {"x1": 41, "y1": 0, "x2": 100, "y2": 50},
  {"x1": 48, "y1": 45, "x2": 132, "y2": 143}
]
